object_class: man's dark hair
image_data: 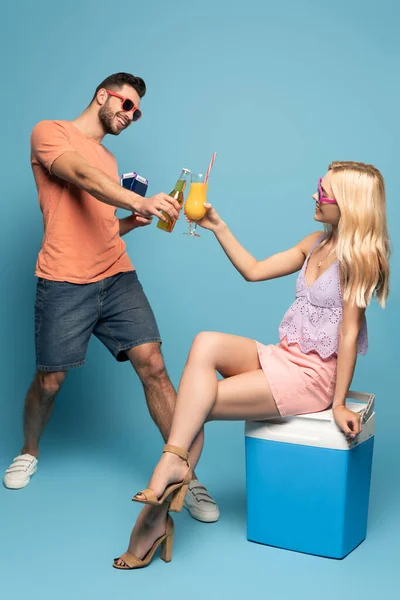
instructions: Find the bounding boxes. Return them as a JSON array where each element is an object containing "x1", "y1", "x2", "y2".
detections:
[{"x1": 92, "y1": 72, "x2": 146, "y2": 102}]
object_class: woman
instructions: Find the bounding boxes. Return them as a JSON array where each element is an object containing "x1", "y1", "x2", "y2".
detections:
[{"x1": 113, "y1": 161, "x2": 390, "y2": 569}]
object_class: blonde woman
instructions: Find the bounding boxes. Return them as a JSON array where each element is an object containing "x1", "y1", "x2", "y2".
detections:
[{"x1": 113, "y1": 161, "x2": 390, "y2": 570}]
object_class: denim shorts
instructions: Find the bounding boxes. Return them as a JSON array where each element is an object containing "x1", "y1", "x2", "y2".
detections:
[{"x1": 34, "y1": 271, "x2": 161, "y2": 371}]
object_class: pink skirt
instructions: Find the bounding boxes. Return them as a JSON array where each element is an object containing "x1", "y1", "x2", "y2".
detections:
[{"x1": 256, "y1": 337, "x2": 337, "y2": 417}]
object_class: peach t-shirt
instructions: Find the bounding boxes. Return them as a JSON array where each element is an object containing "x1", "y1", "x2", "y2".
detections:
[{"x1": 31, "y1": 120, "x2": 134, "y2": 283}]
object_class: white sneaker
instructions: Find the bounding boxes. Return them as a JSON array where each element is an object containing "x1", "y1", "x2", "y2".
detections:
[
  {"x1": 184, "y1": 479, "x2": 220, "y2": 523},
  {"x1": 3, "y1": 454, "x2": 38, "y2": 489}
]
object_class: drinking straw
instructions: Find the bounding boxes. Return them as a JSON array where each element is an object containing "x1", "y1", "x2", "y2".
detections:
[{"x1": 204, "y1": 152, "x2": 217, "y2": 183}]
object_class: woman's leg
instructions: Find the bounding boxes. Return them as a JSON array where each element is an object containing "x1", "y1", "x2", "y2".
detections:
[
  {"x1": 177, "y1": 331, "x2": 264, "y2": 479},
  {"x1": 139, "y1": 332, "x2": 278, "y2": 499},
  {"x1": 121, "y1": 332, "x2": 277, "y2": 562},
  {"x1": 114, "y1": 503, "x2": 170, "y2": 567}
]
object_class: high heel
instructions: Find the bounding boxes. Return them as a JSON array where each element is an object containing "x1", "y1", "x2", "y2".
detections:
[
  {"x1": 132, "y1": 445, "x2": 191, "y2": 512},
  {"x1": 113, "y1": 513, "x2": 174, "y2": 570},
  {"x1": 160, "y1": 528, "x2": 174, "y2": 563},
  {"x1": 169, "y1": 481, "x2": 189, "y2": 512}
]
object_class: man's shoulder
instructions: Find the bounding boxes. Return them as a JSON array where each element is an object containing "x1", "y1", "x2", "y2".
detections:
[{"x1": 32, "y1": 119, "x2": 70, "y2": 133}]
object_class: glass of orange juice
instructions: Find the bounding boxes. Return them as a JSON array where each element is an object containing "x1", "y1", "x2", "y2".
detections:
[{"x1": 184, "y1": 172, "x2": 208, "y2": 237}]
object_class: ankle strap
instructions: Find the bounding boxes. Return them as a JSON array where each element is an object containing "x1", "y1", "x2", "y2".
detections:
[{"x1": 163, "y1": 445, "x2": 189, "y2": 462}]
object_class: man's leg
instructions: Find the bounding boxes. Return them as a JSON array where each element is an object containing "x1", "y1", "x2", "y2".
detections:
[
  {"x1": 4, "y1": 277, "x2": 98, "y2": 490},
  {"x1": 3, "y1": 370, "x2": 67, "y2": 489},
  {"x1": 22, "y1": 370, "x2": 67, "y2": 457}
]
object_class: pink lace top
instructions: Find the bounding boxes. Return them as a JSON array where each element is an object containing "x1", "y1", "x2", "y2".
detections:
[{"x1": 278, "y1": 235, "x2": 368, "y2": 359}]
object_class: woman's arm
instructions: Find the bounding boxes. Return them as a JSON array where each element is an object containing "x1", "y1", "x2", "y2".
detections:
[
  {"x1": 198, "y1": 204, "x2": 322, "y2": 282},
  {"x1": 332, "y1": 298, "x2": 366, "y2": 439}
]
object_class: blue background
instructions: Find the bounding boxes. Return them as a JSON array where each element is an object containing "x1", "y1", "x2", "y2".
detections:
[{"x1": 1, "y1": 0, "x2": 399, "y2": 597}]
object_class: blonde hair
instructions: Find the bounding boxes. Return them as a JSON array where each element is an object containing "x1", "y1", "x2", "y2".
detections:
[{"x1": 323, "y1": 161, "x2": 390, "y2": 308}]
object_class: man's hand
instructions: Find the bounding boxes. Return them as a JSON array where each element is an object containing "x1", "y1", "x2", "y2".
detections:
[
  {"x1": 119, "y1": 214, "x2": 153, "y2": 236},
  {"x1": 131, "y1": 214, "x2": 153, "y2": 228},
  {"x1": 132, "y1": 193, "x2": 181, "y2": 222},
  {"x1": 333, "y1": 405, "x2": 362, "y2": 441}
]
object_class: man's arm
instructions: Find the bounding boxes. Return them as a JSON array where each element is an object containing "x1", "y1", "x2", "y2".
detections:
[{"x1": 51, "y1": 151, "x2": 180, "y2": 222}]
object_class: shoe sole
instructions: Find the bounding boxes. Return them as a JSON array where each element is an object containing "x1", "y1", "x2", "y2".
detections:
[
  {"x1": 183, "y1": 505, "x2": 220, "y2": 523},
  {"x1": 3, "y1": 477, "x2": 30, "y2": 489}
]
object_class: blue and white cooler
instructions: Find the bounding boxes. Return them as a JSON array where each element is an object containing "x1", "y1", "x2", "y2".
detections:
[{"x1": 245, "y1": 391, "x2": 375, "y2": 559}]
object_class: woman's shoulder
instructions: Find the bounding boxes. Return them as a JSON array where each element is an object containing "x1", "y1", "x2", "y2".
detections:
[{"x1": 296, "y1": 230, "x2": 325, "y2": 258}]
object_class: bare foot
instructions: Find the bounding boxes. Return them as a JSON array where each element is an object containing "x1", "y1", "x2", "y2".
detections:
[
  {"x1": 114, "y1": 505, "x2": 168, "y2": 568},
  {"x1": 136, "y1": 452, "x2": 189, "y2": 502}
]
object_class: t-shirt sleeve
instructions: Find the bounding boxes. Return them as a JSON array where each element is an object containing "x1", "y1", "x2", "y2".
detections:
[{"x1": 31, "y1": 121, "x2": 75, "y2": 173}]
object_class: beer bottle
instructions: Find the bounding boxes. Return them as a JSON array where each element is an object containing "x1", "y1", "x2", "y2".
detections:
[{"x1": 157, "y1": 168, "x2": 190, "y2": 233}]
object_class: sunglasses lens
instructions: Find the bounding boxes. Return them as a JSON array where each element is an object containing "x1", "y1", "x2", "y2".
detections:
[
  {"x1": 122, "y1": 99, "x2": 134, "y2": 111},
  {"x1": 132, "y1": 109, "x2": 142, "y2": 122}
]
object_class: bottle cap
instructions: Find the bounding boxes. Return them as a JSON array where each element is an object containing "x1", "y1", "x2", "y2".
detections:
[{"x1": 182, "y1": 168, "x2": 191, "y2": 173}]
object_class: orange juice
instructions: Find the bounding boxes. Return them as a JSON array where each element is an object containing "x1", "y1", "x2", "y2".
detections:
[{"x1": 184, "y1": 182, "x2": 207, "y2": 221}]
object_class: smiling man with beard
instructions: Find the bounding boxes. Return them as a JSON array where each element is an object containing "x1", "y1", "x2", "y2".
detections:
[{"x1": 3, "y1": 72, "x2": 219, "y2": 524}]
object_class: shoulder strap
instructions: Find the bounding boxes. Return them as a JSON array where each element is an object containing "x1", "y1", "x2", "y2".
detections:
[{"x1": 307, "y1": 232, "x2": 327, "y2": 258}]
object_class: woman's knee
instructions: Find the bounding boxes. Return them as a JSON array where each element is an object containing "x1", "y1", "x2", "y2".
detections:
[
  {"x1": 189, "y1": 332, "x2": 222, "y2": 361},
  {"x1": 36, "y1": 370, "x2": 66, "y2": 398}
]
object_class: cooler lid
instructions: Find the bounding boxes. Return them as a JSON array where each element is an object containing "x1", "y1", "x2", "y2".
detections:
[{"x1": 245, "y1": 391, "x2": 375, "y2": 450}]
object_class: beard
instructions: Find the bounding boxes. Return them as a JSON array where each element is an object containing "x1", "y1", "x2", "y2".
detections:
[{"x1": 98, "y1": 99, "x2": 128, "y2": 136}]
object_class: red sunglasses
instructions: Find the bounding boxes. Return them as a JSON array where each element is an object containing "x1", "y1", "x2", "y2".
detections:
[
  {"x1": 105, "y1": 89, "x2": 142, "y2": 122},
  {"x1": 318, "y1": 178, "x2": 337, "y2": 204}
]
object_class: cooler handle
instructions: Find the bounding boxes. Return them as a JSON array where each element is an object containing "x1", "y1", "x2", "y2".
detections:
[{"x1": 347, "y1": 390, "x2": 375, "y2": 425}]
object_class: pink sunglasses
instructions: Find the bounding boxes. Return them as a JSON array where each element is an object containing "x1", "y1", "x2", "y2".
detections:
[
  {"x1": 105, "y1": 89, "x2": 142, "y2": 121},
  {"x1": 318, "y1": 178, "x2": 337, "y2": 204}
]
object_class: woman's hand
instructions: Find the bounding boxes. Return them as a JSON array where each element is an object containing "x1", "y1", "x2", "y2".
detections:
[
  {"x1": 187, "y1": 203, "x2": 224, "y2": 232},
  {"x1": 333, "y1": 405, "x2": 362, "y2": 440}
]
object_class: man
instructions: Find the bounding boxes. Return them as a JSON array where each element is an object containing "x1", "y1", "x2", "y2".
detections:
[{"x1": 3, "y1": 72, "x2": 219, "y2": 523}]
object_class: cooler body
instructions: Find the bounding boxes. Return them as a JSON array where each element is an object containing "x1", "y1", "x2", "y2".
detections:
[{"x1": 245, "y1": 399, "x2": 375, "y2": 559}]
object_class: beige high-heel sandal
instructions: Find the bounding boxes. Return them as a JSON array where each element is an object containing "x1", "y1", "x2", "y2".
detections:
[
  {"x1": 113, "y1": 513, "x2": 174, "y2": 570},
  {"x1": 132, "y1": 445, "x2": 192, "y2": 512}
]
